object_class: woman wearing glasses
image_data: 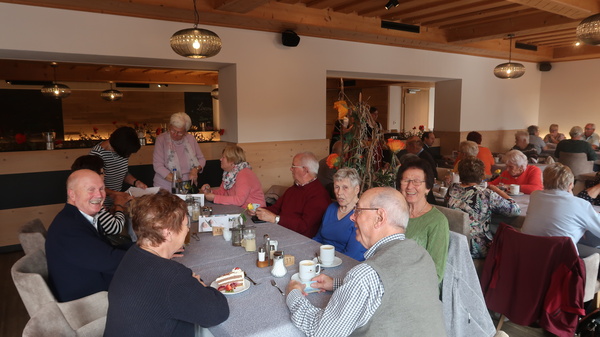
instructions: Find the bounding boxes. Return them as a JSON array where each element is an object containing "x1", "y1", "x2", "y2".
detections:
[
  {"x1": 446, "y1": 157, "x2": 520, "y2": 259},
  {"x1": 397, "y1": 159, "x2": 448, "y2": 283},
  {"x1": 153, "y1": 112, "x2": 206, "y2": 192}
]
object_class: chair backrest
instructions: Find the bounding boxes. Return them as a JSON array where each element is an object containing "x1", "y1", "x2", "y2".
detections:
[
  {"x1": 558, "y1": 151, "x2": 594, "y2": 177},
  {"x1": 433, "y1": 205, "x2": 471, "y2": 245},
  {"x1": 19, "y1": 218, "x2": 47, "y2": 255},
  {"x1": 11, "y1": 249, "x2": 56, "y2": 317}
]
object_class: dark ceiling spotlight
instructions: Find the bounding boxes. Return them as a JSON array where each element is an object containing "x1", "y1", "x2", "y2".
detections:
[{"x1": 385, "y1": 0, "x2": 399, "y2": 10}]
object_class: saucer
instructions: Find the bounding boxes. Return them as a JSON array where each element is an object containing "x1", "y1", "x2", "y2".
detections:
[
  {"x1": 313, "y1": 256, "x2": 342, "y2": 268},
  {"x1": 210, "y1": 279, "x2": 250, "y2": 295},
  {"x1": 508, "y1": 192, "x2": 524, "y2": 196},
  {"x1": 290, "y1": 273, "x2": 319, "y2": 293}
]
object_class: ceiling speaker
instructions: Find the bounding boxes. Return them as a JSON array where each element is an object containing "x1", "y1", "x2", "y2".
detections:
[
  {"x1": 538, "y1": 62, "x2": 552, "y2": 72},
  {"x1": 282, "y1": 30, "x2": 300, "y2": 47}
]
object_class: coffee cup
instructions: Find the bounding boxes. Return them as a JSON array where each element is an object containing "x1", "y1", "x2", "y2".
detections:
[
  {"x1": 299, "y1": 260, "x2": 321, "y2": 282},
  {"x1": 509, "y1": 184, "x2": 520, "y2": 195},
  {"x1": 438, "y1": 186, "x2": 448, "y2": 197},
  {"x1": 319, "y1": 245, "x2": 335, "y2": 266}
]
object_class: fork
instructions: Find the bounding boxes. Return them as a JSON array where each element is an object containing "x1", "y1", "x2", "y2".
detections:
[{"x1": 270, "y1": 279, "x2": 285, "y2": 296}]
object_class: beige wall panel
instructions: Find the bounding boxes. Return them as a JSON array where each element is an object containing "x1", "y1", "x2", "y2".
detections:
[
  {"x1": 239, "y1": 140, "x2": 329, "y2": 191},
  {"x1": 0, "y1": 204, "x2": 63, "y2": 247}
]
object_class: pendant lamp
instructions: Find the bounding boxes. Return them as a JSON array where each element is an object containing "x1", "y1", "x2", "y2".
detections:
[
  {"x1": 577, "y1": 13, "x2": 600, "y2": 45},
  {"x1": 41, "y1": 62, "x2": 71, "y2": 99},
  {"x1": 101, "y1": 82, "x2": 123, "y2": 101},
  {"x1": 493, "y1": 34, "x2": 525, "y2": 79},
  {"x1": 170, "y1": 0, "x2": 222, "y2": 58}
]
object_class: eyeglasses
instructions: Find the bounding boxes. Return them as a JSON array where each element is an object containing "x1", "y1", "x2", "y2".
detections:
[
  {"x1": 291, "y1": 165, "x2": 304, "y2": 169},
  {"x1": 400, "y1": 179, "x2": 426, "y2": 186},
  {"x1": 170, "y1": 128, "x2": 186, "y2": 136},
  {"x1": 353, "y1": 206, "x2": 379, "y2": 215}
]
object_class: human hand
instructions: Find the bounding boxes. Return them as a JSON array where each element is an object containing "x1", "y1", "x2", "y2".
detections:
[
  {"x1": 204, "y1": 193, "x2": 215, "y2": 202},
  {"x1": 166, "y1": 173, "x2": 174, "y2": 183},
  {"x1": 192, "y1": 273, "x2": 206, "y2": 287},
  {"x1": 310, "y1": 274, "x2": 333, "y2": 292},
  {"x1": 287, "y1": 279, "x2": 307, "y2": 295},
  {"x1": 134, "y1": 180, "x2": 148, "y2": 189},
  {"x1": 113, "y1": 193, "x2": 132, "y2": 209},
  {"x1": 255, "y1": 208, "x2": 275, "y2": 222},
  {"x1": 189, "y1": 168, "x2": 199, "y2": 185},
  {"x1": 201, "y1": 184, "x2": 211, "y2": 194},
  {"x1": 172, "y1": 246, "x2": 185, "y2": 258}
]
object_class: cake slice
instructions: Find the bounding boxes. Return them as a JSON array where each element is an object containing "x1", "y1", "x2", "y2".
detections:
[{"x1": 216, "y1": 267, "x2": 245, "y2": 291}]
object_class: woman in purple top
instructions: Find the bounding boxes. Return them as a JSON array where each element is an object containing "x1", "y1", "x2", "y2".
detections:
[
  {"x1": 153, "y1": 112, "x2": 206, "y2": 191},
  {"x1": 313, "y1": 168, "x2": 366, "y2": 261}
]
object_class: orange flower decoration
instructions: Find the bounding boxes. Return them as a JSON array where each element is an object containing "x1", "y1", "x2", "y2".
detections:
[
  {"x1": 387, "y1": 139, "x2": 405, "y2": 153},
  {"x1": 333, "y1": 100, "x2": 349, "y2": 119},
  {"x1": 326, "y1": 153, "x2": 341, "y2": 169}
]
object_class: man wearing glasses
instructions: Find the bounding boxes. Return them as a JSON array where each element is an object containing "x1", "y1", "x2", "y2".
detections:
[
  {"x1": 254, "y1": 152, "x2": 330, "y2": 238},
  {"x1": 285, "y1": 187, "x2": 445, "y2": 336}
]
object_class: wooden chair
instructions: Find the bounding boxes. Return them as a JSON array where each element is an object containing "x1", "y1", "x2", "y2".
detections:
[
  {"x1": 11, "y1": 249, "x2": 108, "y2": 337},
  {"x1": 18, "y1": 218, "x2": 47, "y2": 255},
  {"x1": 558, "y1": 151, "x2": 594, "y2": 177}
]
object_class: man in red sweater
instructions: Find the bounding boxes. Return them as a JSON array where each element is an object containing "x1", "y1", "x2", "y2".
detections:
[{"x1": 255, "y1": 152, "x2": 331, "y2": 238}]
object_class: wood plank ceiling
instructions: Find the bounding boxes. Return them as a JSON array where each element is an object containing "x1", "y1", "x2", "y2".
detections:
[{"x1": 2, "y1": 0, "x2": 600, "y2": 83}]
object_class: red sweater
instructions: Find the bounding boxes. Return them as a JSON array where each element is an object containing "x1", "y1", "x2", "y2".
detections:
[
  {"x1": 265, "y1": 179, "x2": 331, "y2": 238},
  {"x1": 489, "y1": 165, "x2": 543, "y2": 194}
]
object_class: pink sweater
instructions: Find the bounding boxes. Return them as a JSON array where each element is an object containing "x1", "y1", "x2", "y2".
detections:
[{"x1": 212, "y1": 168, "x2": 265, "y2": 207}]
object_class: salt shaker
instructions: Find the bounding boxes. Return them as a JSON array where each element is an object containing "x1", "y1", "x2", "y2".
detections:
[{"x1": 271, "y1": 251, "x2": 287, "y2": 277}]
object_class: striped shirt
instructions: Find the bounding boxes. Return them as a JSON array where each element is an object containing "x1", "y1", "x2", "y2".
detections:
[
  {"x1": 90, "y1": 143, "x2": 129, "y2": 205},
  {"x1": 286, "y1": 233, "x2": 405, "y2": 337},
  {"x1": 97, "y1": 208, "x2": 125, "y2": 235}
]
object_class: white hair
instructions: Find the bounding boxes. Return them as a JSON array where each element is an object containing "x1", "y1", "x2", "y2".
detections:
[
  {"x1": 297, "y1": 152, "x2": 319, "y2": 176},
  {"x1": 170, "y1": 112, "x2": 192, "y2": 130},
  {"x1": 367, "y1": 187, "x2": 409, "y2": 230},
  {"x1": 503, "y1": 150, "x2": 528, "y2": 169},
  {"x1": 459, "y1": 141, "x2": 479, "y2": 157}
]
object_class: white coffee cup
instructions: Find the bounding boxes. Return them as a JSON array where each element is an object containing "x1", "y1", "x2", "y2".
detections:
[
  {"x1": 222, "y1": 228, "x2": 232, "y2": 241},
  {"x1": 509, "y1": 184, "x2": 520, "y2": 195},
  {"x1": 299, "y1": 260, "x2": 321, "y2": 282},
  {"x1": 438, "y1": 186, "x2": 448, "y2": 197},
  {"x1": 320, "y1": 245, "x2": 335, "y2": 266}
]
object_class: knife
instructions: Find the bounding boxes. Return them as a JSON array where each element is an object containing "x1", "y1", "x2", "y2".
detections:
[{"x1": 245, "y1": 274, "x2": 258, "y2": 285}]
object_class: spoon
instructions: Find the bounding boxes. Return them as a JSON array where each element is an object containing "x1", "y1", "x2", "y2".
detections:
[{"x1": 270, "y1": 279, "x2": 285, "y2": 296}]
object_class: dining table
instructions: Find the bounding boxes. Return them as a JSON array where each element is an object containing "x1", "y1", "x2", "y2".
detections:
[{"x1": 177, "y1": 202, "x2": 360, "y2": 337}]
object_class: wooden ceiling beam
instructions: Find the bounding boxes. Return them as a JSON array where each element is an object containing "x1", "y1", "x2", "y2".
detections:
[
  {"x1": 505, "y1": 0, "x2": 599, "y2": 19},
  {"x1": 446, "y1": 12, "x2": 578, "y2": 43},
  {"x1": 214, "y1": 0, "x2": 270, "y2": 14}
]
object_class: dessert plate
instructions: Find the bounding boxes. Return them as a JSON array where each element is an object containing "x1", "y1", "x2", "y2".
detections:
[
  {"x1": 210, "y1": 279, "x2": 250, "y2": 295},
  {"x1": 313, "y1": 256, "x2": 342, "y2": 268},
  {"x1": 291, "y1": 273, "x2": 319, "y2": 293}
]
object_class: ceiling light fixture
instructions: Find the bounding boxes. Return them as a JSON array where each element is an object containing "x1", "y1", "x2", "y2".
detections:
[
  {"x1": 40, "y1": 62, "x2": 71, "y2": 99},
  {"x1": 100, "y1": 82, "x2": 123, "y2": 101},
  {"x1": 385, "y1": 0, "x2": 399, "y2": 10},
  {"x1": 170, "y1": 0, "x2": 222, "y2": 58},
  {"x1": 577, "y1": 13, "x2": 600, "y2": 45},
  {"x1": 493, "y1": 34, "x2": 525, "y2": 79}
]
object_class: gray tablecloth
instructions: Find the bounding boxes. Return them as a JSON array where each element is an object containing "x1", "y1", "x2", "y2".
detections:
[{"x1": 178, "y1": 203, "x2": 360, "y2": 337}]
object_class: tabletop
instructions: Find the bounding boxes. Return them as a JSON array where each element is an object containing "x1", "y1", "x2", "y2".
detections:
[{"x1": 177, "y1": 203, "x2": 360, "y2": 337}]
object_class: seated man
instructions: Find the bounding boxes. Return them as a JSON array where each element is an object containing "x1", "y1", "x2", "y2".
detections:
[
  {"x1": 46, "y1": 169, "x2": 127, "y2": 302},
  {"x1": 584, "y1": 123, "x2": 600, "y2": 150},
  {"x1": 397, "y1": 136, "x2": 438, "y2": 179},
  {"x1": 256, "y1": 152, "x2": 330, "y2": 238},
  {"x1": 555, "y1": 126, "x2": 597, "y2": 161},
  {"x1": 286, "y1": 187, "x2": 445, "y2": 336},
  {"x1": 512, "y1": 130, "x2": 538, "y2": 163},
  {"x1": 522, "y1": 163, "x2": 600, "y2": 249}
]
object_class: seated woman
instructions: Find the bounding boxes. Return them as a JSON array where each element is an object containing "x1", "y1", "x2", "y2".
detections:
[
  {"x1": 544, "y1": 123, "x2": 566, "y2": 145},
  {"x1": 397, "y1": 159, "x2": 449, "y2": 282},
  {"x1": 446, "y1": 157, "x2": 521, "y2": 258},
  {"x1": 577, "y1": 172, "x2": 600, "y2": 205},
  {"x1": 104, "y1": 191, "x2": 229, "y2": 337},
  {"x1": 452, "y1": 140, "x2": 479, "y2": 172},
  {"x1": 202, "y1": 145, "x2": 265, "y2": 207},
  {"x1": 522, "y1": 163, "x2": 600, "y2": 248},
  {"x1": 70, "y1": 155, "x2": 129, "y2": 236},
  {"x1": 313, "y1": 168, "x2": 366, "y2": 261},
  {"x1": 512, "y1": 130, "x2": 538, "y2": 163},
  {"x1": 489, "y1": 150, "x2": 543, "y2": 194},
  {"x1": 467, "y1": 131, "x2": 495, "y2": 176}
]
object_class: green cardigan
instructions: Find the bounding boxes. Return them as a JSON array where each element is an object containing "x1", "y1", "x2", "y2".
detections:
[{"x1": 406, "y1": 207, "x2": 449, "y2": 283}]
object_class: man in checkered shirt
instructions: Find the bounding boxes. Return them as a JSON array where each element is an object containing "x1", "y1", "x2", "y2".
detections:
[{"x1": 286, "y1": 187, "x2": 446, "y2": 336}]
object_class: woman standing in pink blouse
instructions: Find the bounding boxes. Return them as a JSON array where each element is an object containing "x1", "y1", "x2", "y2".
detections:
[{"x1": 202, "y1": 145, "x2": 265, "y2": 207}]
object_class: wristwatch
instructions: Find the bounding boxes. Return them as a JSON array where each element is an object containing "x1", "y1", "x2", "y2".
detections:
[{"x1": 274, "y1": 215, "x2": 280, "y2": 224}]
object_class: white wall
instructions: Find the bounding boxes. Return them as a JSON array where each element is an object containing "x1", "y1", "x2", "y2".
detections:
[
  {"x1": 0, "y1": 3, "x2": 543, "y2": 142},
  {"x1": 539, "y1": 59, "x2": 600, "y2": 136}
]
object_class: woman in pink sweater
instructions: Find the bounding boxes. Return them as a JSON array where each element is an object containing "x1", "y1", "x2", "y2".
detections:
[{"x1": 202, "y1": 145, "x2": 265, "y2": 207}]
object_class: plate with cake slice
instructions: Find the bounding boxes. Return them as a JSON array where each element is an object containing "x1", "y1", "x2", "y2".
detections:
[{"x1": 211, "y1": 267, "x2": 250, "y2": 295}]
